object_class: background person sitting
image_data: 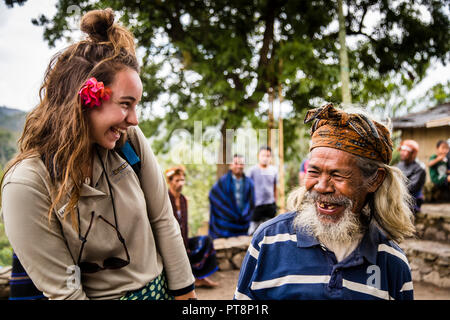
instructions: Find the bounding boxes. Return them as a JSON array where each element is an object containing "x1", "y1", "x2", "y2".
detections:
[
  {"x1": 428, "y1": 140, "x2": 450, "y2": 202},
  {"x1": 395, "y1": 139, "x2": 426, "y2": 213},
  {"x1": 166, "y1": 166, "x2": 219, "y2": 288}
]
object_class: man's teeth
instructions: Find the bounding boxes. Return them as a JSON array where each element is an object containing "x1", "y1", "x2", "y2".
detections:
[{"x1": 319, "y1": 202, "x2": 336, "y2": 209}]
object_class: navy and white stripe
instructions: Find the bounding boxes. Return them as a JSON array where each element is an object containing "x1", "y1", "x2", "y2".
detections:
[{"x1": 235, "y1": 211, "x2": 413, "y2": 300}]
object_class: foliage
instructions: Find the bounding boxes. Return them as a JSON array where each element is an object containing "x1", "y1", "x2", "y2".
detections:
[
  {"x1": 0, "y1": 107, "x2": 25, "y2": 170},
  {"x1": 0, "y1": 129, "x2": 17, "y2": 168},
  {"x1": 5, "y1": 0, "x2": 446, "y2": 167},
  {"x1": 409, "y1": 80, "x2": 450, "y2": 111},
  {"x1": 0, "y1": 167, "x2": 13, "y2": 266},
  {"x1": 0, "y1": 222, "x2": 12, "y2": 267}
]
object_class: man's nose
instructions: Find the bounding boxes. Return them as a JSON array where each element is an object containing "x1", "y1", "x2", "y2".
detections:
[{"x1": 313, "y1": 175, "x2": 334, "y2": 193}]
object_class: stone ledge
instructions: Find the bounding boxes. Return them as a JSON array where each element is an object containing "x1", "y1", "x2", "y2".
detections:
[
  {"x1": 400, "y1": 239, "x2": 450, "y2": 288},
  {"x1": 420, "y1": 204, "x2": 450, "y2": 220},
  {"x1": 0, "y1": 266, "x2": 11, "y2": 300},
  {"x1": 213, "y1": 236, "x2": 251, "y2": 271},
  {"x1": 414, "y1": 203, "x2": 450, "y2": 243}
]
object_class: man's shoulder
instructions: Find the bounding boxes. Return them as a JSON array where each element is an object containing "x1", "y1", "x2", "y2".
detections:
[
  {"x1": 247, "y1": 165, "x2": 258, "y2": 174},
  {"x1": 370, "y1": 225, "x2": 411, "y2": 269},
  {"x1": 414, "y1": 159, "x2": 426, "y2": 171},
  {"x1": 268, "y1": 165, "x2": 278, "y2": 175},
  {"x1": 244, "y1": 173, "x2": 254, "y2": 185}
]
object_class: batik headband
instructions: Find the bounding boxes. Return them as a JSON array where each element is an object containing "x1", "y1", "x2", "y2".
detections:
[{"x1": 304, "y1": 103, "x2": 393, "y2": 164}]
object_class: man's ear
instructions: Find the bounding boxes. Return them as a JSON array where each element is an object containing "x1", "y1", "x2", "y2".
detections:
[{"x1": 367, "y1": 168, "x2": 386, "y2": 193}]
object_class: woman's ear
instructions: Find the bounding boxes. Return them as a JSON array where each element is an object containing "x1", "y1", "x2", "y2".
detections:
[{"x1": 367, "y1": 168, "x2": 386, "y2": 193}]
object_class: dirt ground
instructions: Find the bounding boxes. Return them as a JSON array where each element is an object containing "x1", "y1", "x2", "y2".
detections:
[{"x1": 196, "y1": 269, "x2": 450, "y2": 300}]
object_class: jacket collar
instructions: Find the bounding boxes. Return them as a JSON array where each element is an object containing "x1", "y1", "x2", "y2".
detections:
[{"x1": 295, "y1": 219, "x2": 381, "y2": 265}]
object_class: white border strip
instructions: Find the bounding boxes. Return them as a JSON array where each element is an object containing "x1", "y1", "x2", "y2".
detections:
[
  {"x1": 234, "y1": 289, "x2": 252, "y2": 300},
  {"x1": 248, "y1": 243, "x2": 260, "y2": 260},
  {"x1": 251, "y1": 275, "x2": 331, "y2": 290},
  {"x1": 258, "y1": 233, "x2": 297, "y2": 248},
  {"x1": 342, "y1": 279, "x2": 393, "y2": 300},
  {"x1": 378, "y1": 244, "x2": 411, "y2": 269},
  {"x1": 400, "y1": 281, "x2": 414, "y2": 292}
]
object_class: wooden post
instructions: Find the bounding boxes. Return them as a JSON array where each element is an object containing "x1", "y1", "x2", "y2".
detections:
[
  {"x1": 217, "y1": 119, "x2": 230, "y2": 180},
  {"x1": 278, "y1": 83, "x2": 285, "y2": 214},
  {"x1": 338, "y1": 0, "x2": 352, "y2": 104},
  {"x1": 267, "y1": 87, "x2": 275, "y2": 149}
]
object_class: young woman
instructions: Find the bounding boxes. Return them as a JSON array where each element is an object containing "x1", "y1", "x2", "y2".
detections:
[{"x1": 1, "y1": 8, "x2": 196, "y2": 300}]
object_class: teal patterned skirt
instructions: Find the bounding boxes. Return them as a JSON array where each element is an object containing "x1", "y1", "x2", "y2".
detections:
[{"x1": 120, "y1": 272, "x2": 174, "y2": 300}]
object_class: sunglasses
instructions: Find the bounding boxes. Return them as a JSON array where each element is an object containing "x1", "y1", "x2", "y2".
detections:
[
  {"x1": 76, "y1": 146, "x2": 130, "y2": 273},
  {"x1": 76, "y1": 211, "x2": 130, "y2": 273}
]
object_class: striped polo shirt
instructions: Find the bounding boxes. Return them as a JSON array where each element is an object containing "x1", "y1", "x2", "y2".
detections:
[{"x1": 234, "y1": 211, "x2": 413, "y2": 300}]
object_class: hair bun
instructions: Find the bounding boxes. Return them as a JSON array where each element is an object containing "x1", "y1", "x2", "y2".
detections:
[{"x1": 80, "y1": 8, "x2": 115, "y2": 42}]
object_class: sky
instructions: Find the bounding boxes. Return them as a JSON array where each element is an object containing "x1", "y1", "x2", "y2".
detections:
[{"x1": 0, "y1": 0, "x2": 449, "y2": 114}]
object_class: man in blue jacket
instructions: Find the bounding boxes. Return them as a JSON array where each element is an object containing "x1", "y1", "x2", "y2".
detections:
[{"x1": 209, "y1": 154, "x2": 255, "y2": 239}]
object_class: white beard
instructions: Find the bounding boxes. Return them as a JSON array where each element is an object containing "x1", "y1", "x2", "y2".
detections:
[{"x1": 293, "y1": 191, "x2": 364, "y2": 246}]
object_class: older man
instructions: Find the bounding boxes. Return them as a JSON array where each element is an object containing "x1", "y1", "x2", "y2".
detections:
[
  {"x1": 235, "y1": 104, "x2": 415, "y2": 300},
  {"x1": 396, "y1": 140, "x2": 426, "y2": 213},
  {"x1": 209, "y1": 154, "x2": 255, "y2": 239}
]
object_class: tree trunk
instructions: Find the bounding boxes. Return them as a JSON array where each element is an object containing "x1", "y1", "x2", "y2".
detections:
[
  {"x1": 278, "y1": 83, "x2": 286, "y2": 214},
  {"x1": 338, "y1": 0, "x2": 352, "y2": 104},
  {"x1": 216, "y1": 119, "x2": 230, "y2": 180},
  {"x1": 268, "y1": 87, "x2": 275, "y2": 149}
]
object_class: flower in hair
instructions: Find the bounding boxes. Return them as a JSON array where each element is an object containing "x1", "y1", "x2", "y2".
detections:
[{"x1": 79, "y1": 77, "x2": 112, "y2": 108}]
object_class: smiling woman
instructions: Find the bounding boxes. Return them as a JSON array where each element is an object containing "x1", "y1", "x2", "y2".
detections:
[{"x1": 0, "y1": 8, "x2": 196, "y2": 300}]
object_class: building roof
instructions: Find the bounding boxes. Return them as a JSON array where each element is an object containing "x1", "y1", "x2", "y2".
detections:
[{"x1": 392, "y1": 103, "x2": 450, "y2": 129}]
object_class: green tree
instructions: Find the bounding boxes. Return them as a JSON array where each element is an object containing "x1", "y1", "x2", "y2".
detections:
[{"x1": 5, "y1": 0, "x2": 449, "y2": 172}]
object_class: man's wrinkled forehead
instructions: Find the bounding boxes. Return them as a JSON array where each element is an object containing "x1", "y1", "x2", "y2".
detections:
[{"x1": 309, "y1": 147, "x2": 358, "y2": 170}]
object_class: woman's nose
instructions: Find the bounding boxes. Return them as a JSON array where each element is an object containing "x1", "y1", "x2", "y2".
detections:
[{"x1": 126, "y1": 108, "x2": 139, "y2": 126}]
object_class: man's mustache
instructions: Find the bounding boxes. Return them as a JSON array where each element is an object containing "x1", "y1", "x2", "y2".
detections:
[{"x1": 306, "y1": 190, "x2": 352, "y2": 208}]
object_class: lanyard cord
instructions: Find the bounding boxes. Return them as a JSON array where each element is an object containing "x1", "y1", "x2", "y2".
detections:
[{"x1": 95, "y1": 145, "x2": 122, "y2": 241}]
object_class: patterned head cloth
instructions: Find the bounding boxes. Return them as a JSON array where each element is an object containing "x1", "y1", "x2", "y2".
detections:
[
  {"x1": 165, "y1": 165, "x2": 186, "y2": 181},
  {"x1": 304, "y1": 103, "x2": 393, "y2": 164},
  {"x1": 399, "y1": 140, "x2": 419, "y2": 159}
]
